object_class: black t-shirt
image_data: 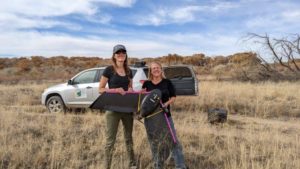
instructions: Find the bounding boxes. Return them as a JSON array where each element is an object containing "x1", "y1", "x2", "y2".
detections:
[
  {"x1": 102, "y1": 65, "x2": 133, "y2": 91},
  {"x1": 142, "y1": 78, "x2": 176, "y2": 117}
]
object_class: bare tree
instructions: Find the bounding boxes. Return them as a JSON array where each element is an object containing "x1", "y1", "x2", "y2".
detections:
[{"x1": 247, "y1": 33, "x2": 300, "y2": 73}]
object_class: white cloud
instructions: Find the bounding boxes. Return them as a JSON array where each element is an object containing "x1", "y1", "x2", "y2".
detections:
[
  {"x1": 282, "y1": 10, "x2": 300, "y2": 22},
  {"x1": 246, "y1": 10, "x2": 300, "y2": 33},
  {"x1": 0, "y1": 0, "x2": 96, "y2": 33},
  {"x1": 0, "y1": 0, "x2": 97, "y2": 17},
  {"x1": 0, "y1": 0, "x2": 136, "y2": 30},
  {"x1": 246, "y1": 16, "x2": 274, "y2": 28},
  {"x1": 0, "y1": 0, "x2": 136, "y2": 17},
  {"x1": 0, "y1": 31, "x2": 110, "y2": 57},
  {"x1": 135, "y1": 2, "x2": 238, "y2": 26},
  {"x1": 83, "y1": 14, "x2": 113, "y2": 25},
  {"x1": 209, "y1": 1, "x2": 239, "y2": 12},
  {"x1": 0, "y1": 30, "x2": 168, "y2": 57},
  {"x1": 135, "y1": 6, "x2": 202, "y2": 26},
  {"x1": 139, "y1": 32, "x2": 241, "y2": 56},
  {"x1": 170, "y1": 6, "x2": 202, "y2": 21},
  {"x1": 0, "y1": 13, "x2": 81, "y2": 30},
  {"x1": 94, "y1": 0, "x2": 136, "y2": 7},
  {"x1": 0, "y1": 28, "x2": 241, "y2": 58},
  {"x1": 0, "y1": 0, "x2": 139, "y2": 57}
]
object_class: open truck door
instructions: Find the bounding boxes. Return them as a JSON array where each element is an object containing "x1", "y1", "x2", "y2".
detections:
[{"x1": 164, "y1": 66, "x2": 198, "y2": 96}]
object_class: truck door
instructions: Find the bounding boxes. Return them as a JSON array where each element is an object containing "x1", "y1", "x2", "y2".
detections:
[{"x1": 164, "y1": 66, "x2": 198, "y2": 96}]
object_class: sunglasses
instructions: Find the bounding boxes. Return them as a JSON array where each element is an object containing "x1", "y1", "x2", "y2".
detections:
[{"x1": 116, "y1": 50, "x2": 126, "y2": 54}]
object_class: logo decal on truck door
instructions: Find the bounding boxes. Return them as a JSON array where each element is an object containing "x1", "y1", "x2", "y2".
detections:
[{"x1": 75, "y1": 89, "x2": 87, "y2": 98}]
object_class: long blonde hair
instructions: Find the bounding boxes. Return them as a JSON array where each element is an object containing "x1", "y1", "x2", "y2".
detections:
[{"x1": 148, "y1": 61, "x2": 166, "y2": 80}]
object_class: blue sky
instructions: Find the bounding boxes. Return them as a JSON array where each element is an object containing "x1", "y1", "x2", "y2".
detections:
[{"x1": 0, "y1": 0, "x2": 300, "y2": 59}]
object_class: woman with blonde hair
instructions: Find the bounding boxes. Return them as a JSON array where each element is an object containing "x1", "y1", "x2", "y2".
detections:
[{"x1": 142, "y1": 61, "x2": 187, "y2": 169}]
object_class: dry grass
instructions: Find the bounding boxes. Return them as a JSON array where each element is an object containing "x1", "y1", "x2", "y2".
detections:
[
  {"x1": 0, "y1": 81, "x2": 299, "y2": 169},
  {"x1": 175, "y1": 81, "x2": 300, "y2": 118}
]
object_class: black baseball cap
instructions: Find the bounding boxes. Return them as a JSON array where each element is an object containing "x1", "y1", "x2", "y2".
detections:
[{"x1": 113, "y1": 44, "x2": 126, "y2": 54}]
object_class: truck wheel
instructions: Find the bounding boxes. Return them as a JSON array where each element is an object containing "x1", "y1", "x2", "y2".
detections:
[{"x1": 46, "y1": 96, "x2": 66, "y2": 113}]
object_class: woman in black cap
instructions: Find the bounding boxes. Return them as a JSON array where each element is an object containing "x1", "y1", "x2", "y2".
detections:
[{"x1": 99, "y1": 44, "x2": 136, "y2": 169}]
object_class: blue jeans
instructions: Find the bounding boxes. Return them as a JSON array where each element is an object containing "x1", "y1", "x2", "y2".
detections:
[
  {"x1": 168, "y1": 117, "x2": 187, "y2": 169},
  {"x1": 146, "y1": 115, "x2": 187, "y2": 169}
]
